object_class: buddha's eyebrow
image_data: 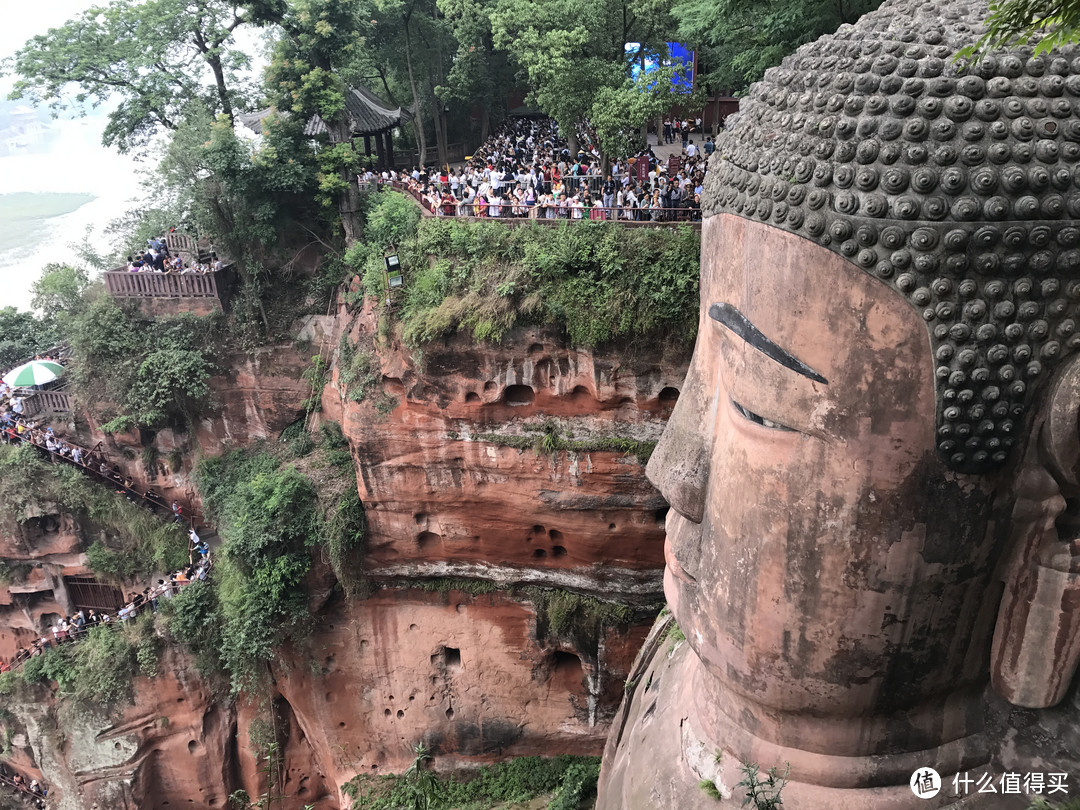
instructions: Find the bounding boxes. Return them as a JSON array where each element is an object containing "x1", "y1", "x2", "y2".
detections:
[{"x1": 708, "y1": 303, "x2": 828, "y2": 385}]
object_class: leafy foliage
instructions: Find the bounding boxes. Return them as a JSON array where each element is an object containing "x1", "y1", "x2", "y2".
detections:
[
  {"x1": 547, "y1": 760, "x2": 601, "y2": 810},
  {"x1": 6, "y1": 0, "x2": 255, "y2": 153},
  {"x1": 192, "y1": 440, "x2": 365, "y2": 692},
  {"x1": 699, "y1": 779, "x2": 723, "y2": 801},
  {"x1": 958, "y1": 0, "x2": 1080, "y2": 60},
  {"x1": 160, "y1": 579, "x2": 226, "y2": 678},
  {"x1": 673, "y1": 0, "x2": 885, "y2": 94},
  {"x1": 30, "y1": 263, "x2": 90, "y2": 324},
  {"x1": 158, "y1": 111, "x2": 321, "y2": 266},
  {"x1": 349, "y1": 193, "x2": 700, "y2": 349},
  {"x1": 63, "y1": 295, "x2": 220, "y2": 431},
  {"x1": 0, "y1": 444, "x2": 187, "y2": 580},
  {"x1": 523, "y1": 587, "x2": 633, "y2": 637},
  {"x1": 737, "y1": 762, "x2": 789, "y2": 810},
  {"x1": 0, "y1": 307, "x2": 57, "y2": 373},
  {"x1": 9, "y1": 0, "x2": 253, "y2": 150},
  {"x1": 20, "y1": 619, "x2": 159, "y2": 708},
  {"x1": 490, "y1": 0, "x2": 676, "y2": 155},
  {"x1": 343, "y1": 754, "x2": 601, "y2": 810},
  {"x1": 476, "y1": 421, "x2": 656, "y2": 464}
]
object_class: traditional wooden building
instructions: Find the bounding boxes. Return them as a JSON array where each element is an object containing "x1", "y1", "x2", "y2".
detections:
[{"x1": 238, "y1": 84, "x2": 412, "y2": 171}]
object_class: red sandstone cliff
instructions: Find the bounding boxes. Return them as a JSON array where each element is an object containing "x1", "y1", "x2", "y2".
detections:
[
  {"x1": 0, "y1": 302, "x2": 688, "y2": 808},
  {"x1": 328, "y1": 301, "x2": 685, "y2": 599}
]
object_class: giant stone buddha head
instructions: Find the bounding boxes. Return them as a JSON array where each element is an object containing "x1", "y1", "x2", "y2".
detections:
[{"x1": 639, "y1": 0, "x2": 1080, "y2": 801}]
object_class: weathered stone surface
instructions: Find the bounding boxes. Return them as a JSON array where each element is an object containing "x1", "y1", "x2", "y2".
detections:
[
  {"x1": 272, "y1": 588, "x2": 649, "y2": 801},
  {"x1": 600, "y1": 0, "x2": 1080, "y2": 806},
  {"x1": 1, "y1": 309, "x2": 677, "y2": 806},
  {"x1": 704, "y1": 0, "x2": 1080, "y2": 474},
  {"x1": 332, "y1": 306, "x2": 686, "y2": 600},
  {"x1": 12, "y1": 647, "x2": 237, "y2": 810}
]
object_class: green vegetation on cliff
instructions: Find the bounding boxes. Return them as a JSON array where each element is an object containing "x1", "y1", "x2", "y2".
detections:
[
  {"x1": 185, "y1": 432, "x2": 365, "y2": 693},
  {"x1": 343, "y1": 752, "x2": 600, "y2": 810},
  {"x1": 0, "y1": 444, "x2": 188, "y2": 580},
  {"x1": 26, "y1": 264, "x2": 223, "y2": 434},
  {"x1": 0, "y1": 613, "x2": 162, "y2": 709},
  {"x1": 346, "y1": 192, "x2": 701, "y2": 349}
]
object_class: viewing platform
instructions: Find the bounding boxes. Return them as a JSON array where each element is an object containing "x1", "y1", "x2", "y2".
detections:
[
  {"x1": 104, "y1": 232, "x2": 236, "y2": 315},
  {"x1": 22, "y1": 389, "x2": 72, "y2": 417},
  {"x1": 384, "y1": 180, "x2": 703, "y2": 230},
  {"x1": 104, "y1": 270, "x2": 225, "y2": 300}
]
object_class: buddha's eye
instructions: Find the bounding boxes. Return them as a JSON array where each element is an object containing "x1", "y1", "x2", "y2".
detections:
[{"x1": 731, "y1": 399, "x2": 796, "y2": 432}]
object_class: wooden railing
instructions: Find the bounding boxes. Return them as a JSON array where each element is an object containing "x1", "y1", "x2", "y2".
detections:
[
  {"x1": 22, "y1": 390, "x2": 72, "y2": 416},
  {"x1": 165, "y1": 232, "x2": 199, "y2": 259},
  {"x1": 104, "y1": 270, "x2": 222, "y2": 299}
]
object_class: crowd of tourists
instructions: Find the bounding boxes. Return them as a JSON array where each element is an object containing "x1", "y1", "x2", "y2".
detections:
[
  {"x1": 0, "y1": 386, "x2": 193, "y2": 522},
  {"x1": 124, "y1": 236, "x2": 222, "y2": 274},
  {"x1": 0, "y1": 764, "x2": 46, "y2": 809},
  {"x1": 365, "y1": 117, "x2": 712, "y2": 222},
  {"x1": 3, "y1": 538, "x2": 211, "y2": 672}
]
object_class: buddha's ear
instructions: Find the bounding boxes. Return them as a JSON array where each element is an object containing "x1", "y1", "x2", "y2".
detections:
[
  {"x1": 990, "y1": 355, "x2": 1080, "y2": 708},
  {"x1": 1039, "y1": 356, "x2": 1080, "y2": 494}
]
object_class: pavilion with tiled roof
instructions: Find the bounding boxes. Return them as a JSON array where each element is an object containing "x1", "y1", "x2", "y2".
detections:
[{"x1": 237, "y1": 84, "x2": 413, "y2": 170}]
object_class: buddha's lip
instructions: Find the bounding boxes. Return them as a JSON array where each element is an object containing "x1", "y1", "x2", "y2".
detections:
[{"x1": 664, "y1": 535, "x2": 698, "y2": 586}]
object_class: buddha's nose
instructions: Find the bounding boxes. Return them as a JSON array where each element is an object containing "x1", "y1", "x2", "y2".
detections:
[{"x1": 646, "y1": 370, "x2": 709, "y2": 524}]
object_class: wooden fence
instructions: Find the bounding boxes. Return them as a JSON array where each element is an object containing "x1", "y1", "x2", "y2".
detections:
[
  {"x1": 23, "y1": 390, "x2": 72, "y2": 416},
  {"x1": 104, "y1": 270, "x2": 222, "y2": 299}
]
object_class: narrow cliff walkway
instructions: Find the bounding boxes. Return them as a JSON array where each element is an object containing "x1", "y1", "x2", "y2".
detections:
[{"x1": 4, "y1": 423, "x2": 206, "y2": 534}]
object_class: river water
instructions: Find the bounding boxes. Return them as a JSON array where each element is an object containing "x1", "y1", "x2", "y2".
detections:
[
  {"x1": 0, "y1": 115, "x2": 146, "y2": 312},
  {"x1": 0, "y1": 1, "x2": 148, "y2": 313}
]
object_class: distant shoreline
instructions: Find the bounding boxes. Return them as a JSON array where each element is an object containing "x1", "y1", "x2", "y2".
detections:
[{"x1": 0, "y1": 191, "x2": 97, "y2": 222}]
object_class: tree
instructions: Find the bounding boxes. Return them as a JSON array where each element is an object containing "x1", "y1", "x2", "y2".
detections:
[
  {"x1": 0, "y1": 309, "x2": 56, "y2": 372},
  {"x1": 255, "y1": 0, "x2": 372, "y2": 243},
  {"x1": 672, "y1": 0, "x2": 884, "y2": 95},
  {"x1": 591, "y1": 66, "x2": 704, "y2": 159},
  {"x1": 958, "y1": 0, "x2": 1080, "y2": 59},
  {"x1": 435, "y1": 0, "x2": 516, "y2": 142},
  {"x1": 491, "y1": 0, "x2": 677, "y2": 158},
  {"x1": 30, "y1": 263, "x2": 89, "y2": 328},
  {"x1": 7, "y1": 0, "x2": 255, "y2": 152}
]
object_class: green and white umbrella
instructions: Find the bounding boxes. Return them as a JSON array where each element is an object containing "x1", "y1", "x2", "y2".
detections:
[{"x1": 3, "y1": 360, "x2": 64, "y2": 388}]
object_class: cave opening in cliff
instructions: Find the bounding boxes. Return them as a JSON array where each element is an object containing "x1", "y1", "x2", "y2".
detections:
[
  {"x1": 503, "y1": 385, "x2": 535, "y2": 406},
  {"x1": 432, "y1": 646, "x2": 462, "y2": 672},
  {"x1": 658, "y1": 386, "x2": 680, "y2": 407},
  {"x1": 550, "y1": 650, "x2": 585, "y2": 692}
]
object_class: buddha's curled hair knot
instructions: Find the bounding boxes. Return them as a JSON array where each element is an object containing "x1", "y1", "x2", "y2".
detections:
[{"x1": 703, "y1": 0, "x2": 1080, "y2": 474}]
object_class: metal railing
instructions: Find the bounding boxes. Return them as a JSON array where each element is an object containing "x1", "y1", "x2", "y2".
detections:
[
  {"x1": 104, "y1": 270, "x2": 223, "y2": 299},
  {"x1": 387, "y1": 181, "x2": 702, "y2": 227},
  {"x1": 2, "y1": 425, "x2": 203, "y2": 528},
  {"x1": 0, "y1": 771, "x2": 46, "y2": 808},
  {"x1": 4, "y1": 560, "x2": 211, "y2": 674}
]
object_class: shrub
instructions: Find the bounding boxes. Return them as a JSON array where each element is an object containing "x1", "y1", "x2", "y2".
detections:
[
  {"x1": 192, "y1": 443, "x2": 365, "y2": 692},
  {"x1": 548, "y1": 760, "x2": 601, "y2": 810},
  {"x1": 347, "y1": 192, "x2": 700, "y2": 349},
  {"x1": 0, "y1": 445, "x2": 187, "y2": 581},
  {"x1": 342, "y1": 754, "x2": 601, "y2": 810},
  {"x1": 160, "y1": 579, "x2": 224, "y2": 677},
  {"x1": 737, "y1": 762, "x2": 788, "y2": 810},
  {"x1": 23, "y1": 626, "x2": 137, "y2": 708},
  {"x1": 66, "y1": 297, "x2": 220, "y2": 431}
]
